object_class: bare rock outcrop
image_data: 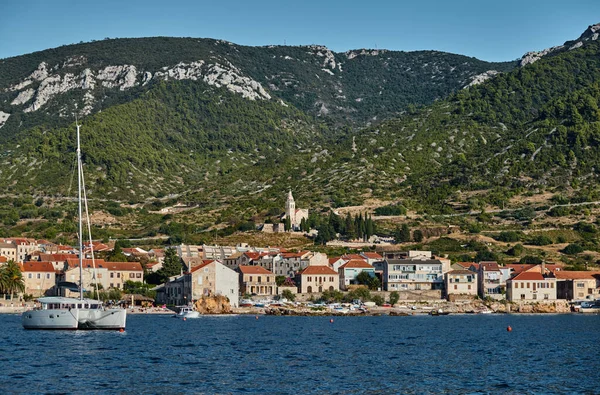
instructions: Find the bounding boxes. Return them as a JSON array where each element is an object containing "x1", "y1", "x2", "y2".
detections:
[{"x1": 193, "y1": 295, "x2": 232, "y2": 314}]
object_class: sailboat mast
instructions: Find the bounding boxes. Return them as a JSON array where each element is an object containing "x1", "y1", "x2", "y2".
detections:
[{"x1": 77, "y1": 123, "x2": 84, "y2": 301}]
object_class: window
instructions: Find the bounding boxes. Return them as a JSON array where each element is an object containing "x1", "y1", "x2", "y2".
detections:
[
  {"x1": 544, "y1": 294, "x2": 549, "y2": 300},
  {"x1": 258, "y1": 276, "x2": 262, "y2": 283},
  {"x1": 129, "y1": 273, "x2": 135, "y2": 278},
  {"x1": 110, "y1": 273, "x2": 114, "y2": 278},
  {"x1": 515, "y1": 283, "x2": 518, "y2": 289},
  {"x1": 136, "y1": 273, "x2": 141, "y2": 278},
  {"x1": 110, "y1": 283, "x2": 114, "y2": 288},
  {"x1": 468, "y1": 285, "x2": 471, "y2": 290},
  {"x1": 454, "y1": 285, "x2": 457, "y2": 290},
  {"x1": 533, "y1": 294, "x2": 537, "y2": 300},
  {"x1": 28, "y1": 273, "x2": 32, "y2": 279},
  {"x1": 527, "y1": 283, "x2": 530, "y2": 289},
  {"x1": 577, "y1": 282, "x2": 585, "y2": 288},
  {"x1": 46, "y1": 273, "x2": 50, "y2": 279},
  {"x1": 117, "y1": 273, "x2": 121, "y2": 278},
  {"x1": 37, "y1": 273, "x2": 41, "y2": 279},
  {"x1": 249, "y1": 276, "x2": 253, "y2": 282}
]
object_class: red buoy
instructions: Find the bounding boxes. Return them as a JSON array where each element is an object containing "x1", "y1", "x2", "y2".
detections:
[
  {"x1": 330, "y1": 318, "x2": 334, "y2": 323},
  {"x1": 507, "y1": 326, "x2": 512, "y2": 332},
  {"x1": 119, "y1": 328, "x2": 124, "y2": 333},
  {"x1": 255, "y1": 316, "x2": 259, "y2": 320},
  {"x1": 183, "y1": 317, "x2": 187, "y2": 321}
]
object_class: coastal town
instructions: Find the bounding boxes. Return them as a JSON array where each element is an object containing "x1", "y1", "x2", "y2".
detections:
[{"x1": 2, "y1": 235, "x2": 600, "y2": 315}]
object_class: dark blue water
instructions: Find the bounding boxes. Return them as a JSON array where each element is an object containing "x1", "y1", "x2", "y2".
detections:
[{"x1": 1, "y1": 313, "x2": 599, "y2": 394}]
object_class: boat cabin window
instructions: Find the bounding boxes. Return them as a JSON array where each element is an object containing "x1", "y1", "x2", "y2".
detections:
[{"x1": 77, "y1": 304, "x2": 82, "y2": 308}]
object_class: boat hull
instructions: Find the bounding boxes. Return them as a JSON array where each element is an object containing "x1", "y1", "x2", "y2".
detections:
[{"x1": 22, "y1": 308, "x2": 126, "y2": 330}]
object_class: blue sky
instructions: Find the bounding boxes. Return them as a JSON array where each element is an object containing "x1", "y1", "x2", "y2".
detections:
[{"x1": 1, "y1": 0, "x2": 598, "y2": 61}]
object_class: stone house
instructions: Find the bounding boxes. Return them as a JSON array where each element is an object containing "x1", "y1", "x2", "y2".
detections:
[
  {"x1": 189, "y1": 260, "x2": 239, "y2": 307},
  {"x1": 21, "y1": 261, "x2": 56, "y2": 297},
  {"x1": 297, "y1": 265, "x2": 339, "y2": 294},
  {"x1": 444, "y1": 270, "x2": 478, "y2": 300},
  {"x1": 238, "y1": 265, "x2": 277, "y2": 296}
]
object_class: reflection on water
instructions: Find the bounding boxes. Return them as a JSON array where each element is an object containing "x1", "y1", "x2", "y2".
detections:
[{"x1": 1, "y1": 314, "x2": 599, "y2": 394}]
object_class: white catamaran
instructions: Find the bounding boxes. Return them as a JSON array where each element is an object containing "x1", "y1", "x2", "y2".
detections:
[{"x1": 22, "y1": 122, "x2": 127, "y2": 330}]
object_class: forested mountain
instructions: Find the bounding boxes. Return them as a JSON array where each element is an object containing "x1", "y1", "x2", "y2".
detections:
[{"x1": 0, "y1": 23, "x2": 599, "y2": 235}]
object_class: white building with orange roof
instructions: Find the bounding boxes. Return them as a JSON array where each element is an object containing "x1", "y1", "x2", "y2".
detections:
[
  {"x1": 38, "y1": 253, "x2": 75, "y2": 271},
  {"x1": 506, "y1": 271, "x2": 557, "y2": 302},
  {"x1": 238, "y1": 265, "x2": 277, "y2": 296},
  {"x1": 21, "y1": 261, "x2": 57, "y2": 297},
  {"x1": 339, "y1": 260, "x2": 376, "y2": 290},
  {"x1": 297, "y1": 265, "x2": 339, "y2": 293}
]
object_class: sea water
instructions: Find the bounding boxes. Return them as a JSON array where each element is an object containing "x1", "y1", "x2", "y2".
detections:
[{"x1": 1, "y1": 313, "x2": 598, "y2": 394}]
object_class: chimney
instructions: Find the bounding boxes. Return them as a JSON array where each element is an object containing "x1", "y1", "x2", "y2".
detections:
[{"x1": 541, "y1": 260, "x2": 546, "y2": 276}]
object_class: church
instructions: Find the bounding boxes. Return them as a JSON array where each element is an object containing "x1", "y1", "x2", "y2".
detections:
[{"x1": 283, "y1": 190, "x2": 309, "y2": 230}]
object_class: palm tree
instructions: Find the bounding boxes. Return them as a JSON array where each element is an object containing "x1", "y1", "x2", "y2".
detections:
[{"x1": 0, "y1": 260, "x2": 25, "y2": 300}]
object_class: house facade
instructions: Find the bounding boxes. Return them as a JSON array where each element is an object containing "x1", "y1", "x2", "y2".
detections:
[
  {"x1": 238, "y1": 265, "x2": 277, "y2": 296},
  {"x1": 21, "y1": 261, "x2": 56, "y2": 297},
  {"x1": 297, "y1": 265, "x2": 339, "y2": 294},
  {"x1": 444, "y1": 270, "x2": 478, "y2": 300},
  {"x1": 478, "y1": 261, "x2": 505, "y2": 300},
  {"x1": 383, "y1": 257, "x2": 444, "y2": 291},
  {"x1": 555, "y1": 271, "x2": 600, "y2": 300},
  {"x1": 189, "y1": 260, "x2": 239, "y2": 307},
  {"x1": 506, "y1": 272, "x2": 557, "y2": 301},
  {"x1": 339, "y1": 260, "x2": 375, "y2": 290}
]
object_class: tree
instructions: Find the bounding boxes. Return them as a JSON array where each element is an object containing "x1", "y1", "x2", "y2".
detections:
[
  {"x1": 389, "y1": 291, "x2": 400, "y2": 306},
  {"x1": 413, "y1": 229, "x2": 424, "y2": 243},
  {"x1": 281, "y1": 289, "x2": 295, "y2": 302},
  {"x1": 156, "y1": 247, "x2": 183, "y2": 283},
  {"x1": 356, "y1": 271, "x2": 380, "y2": 290},
  {"x1": 395, "y1": 224, "x2": 411, "y2": 243},
  {"x1": 506, "y1": 243, "x2": 524, "y2": 256},
  {"x1": 475, "y1": 250, "x2": 498, "y2": 262},
  {"x1": 275, "y1": 275, "x2": 286, "y2": 286},
  {"x1": 562, "y1": 244, "x2": 584, "y2": 255},
  {"x1": 284, "y1": 216, "x2": 291, "y2": 232},
  {"x1": 107, "y1": 239, "x2": 128, "y2": 262},
  {"x1": 0, "y1": 260, "x2": 25, "y2": 299}
]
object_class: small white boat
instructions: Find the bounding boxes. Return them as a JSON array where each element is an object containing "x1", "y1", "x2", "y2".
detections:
[{"x1": 175, "y1": 305, "x2": 200, "y2": 319}]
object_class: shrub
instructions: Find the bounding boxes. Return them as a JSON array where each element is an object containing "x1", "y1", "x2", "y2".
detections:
[
  {"x1": 562, "y1": 244, "x2": 584, "y2": 255},
  {"x1": 281, "y1": 289, "x2": 295, "y2": 302},
  {"x1": 519, "y1": 256, "x2": 542, "y2": 264},
  {"x1": 389, "y1": 291, "x2": 400, "y2": 306},
  {"x1": 527, "y1": 235, "x2": 553, "y2": 246},
  {"x1": 497, "y1": 231, "x2": 522, "y2": 242},
  {"x1": 371, "y1": 295, "x2": 384, "y2": 306}
]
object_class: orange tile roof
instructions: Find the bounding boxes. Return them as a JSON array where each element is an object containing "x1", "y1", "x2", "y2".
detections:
[
  {"x1": 21, "y1": 261, "x2": 55, "y2": 272},
  {"x1": 342, "y1": 254, "x2": 366, "y2": 261},
  {"x1": 480, "y1": 261, "x2": 500, "y2": 271},
  {"x1": 340, "y1": 260, "x2": 374, "y2": 269},
  {"x1": 455, "y1": 262, "x2": 476, "y2": 269},
  {"x1": 448, "y1": 269, "x2": 477, "y2": 275},
  {"x1": 190, "y1": 260, "x2": 215, "y2": 273},
  {"x1": 301, "y1": 265, "x2": 338, "y2": 276},
  {"x1": 39, "y1": 253, "x2": 75, "y2": 262},
  {"x1": 0, "y1": 256, "x2": 7, "y2": 263},
  {"x1": 511, "y1": 272, "x2": 545, "y2": 281},
  {"x1": 361, "y1": 252, "x2": 383, "y2": 259},
  {"x1": 238, "y1": 265, "x2": 273, "y2": 275},
  {"x1": 244, "y1": 252, "x2": 261, "y2": 260},
  {"x1": 66, "y1": 258, "x2": 107, "y2": 269},
  {"x1": 329, "y1": 257, "x2": 342, "y2": 264},
  {"x1": 554, "y1": 271, "x2": 600, "y2": 280},
  {"x1": 103, "y1": 262, "x2": 144, "y2": 271}
]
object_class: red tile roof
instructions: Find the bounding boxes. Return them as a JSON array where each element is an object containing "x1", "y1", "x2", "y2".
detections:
[
  {"x1": 511, "y1": 272, "x2": 545, "y2": 281},
  {"x1": 39, "y1": 253, "x2": 75, "y2": 262},
  {"x1": 455, "y1": 262, "x2": 476, "y2": 269},
  {"x1": 190, "y1": 261, "x2": 214, "y2": 273},
  {"x1": 361, "y1": 252, "x2": 383, "y2": 259},
  {"x1": 340, "y1": 260, "x2": 374, "y2": 269},
  {"x1": 21, "y1": 261, "x2": 55, "y2": 272},
  {"x1": 342, "y1": 254, "x2": 366, "y2": 261},
  {"x1": 301, "y1": 265, "x2": 338, "y2": 276},
  {"x1": 480, "y1": 261, "x2": 500, "y2": 271},
  {"x1": 103, "y1": 262, "x2": 144, "y2": 271},
  {"x1": 238, "y1": 265, "x2": 273, "y2": 275},
  {"x1": 243, "y1": 252, "x2": 261, "y2": 260},
  {"x1": 0, "y1": 256, "x2": 7, "y2": 263},
  {"x1": 554, "y1": 271, "x2": 600, "y2": 280},
  {"x1": 66, "y1": 258, "x2": 107, "y2": 269},
  {"x1": 329, "y1": 257, "x2": 342, "y2": 265}
]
